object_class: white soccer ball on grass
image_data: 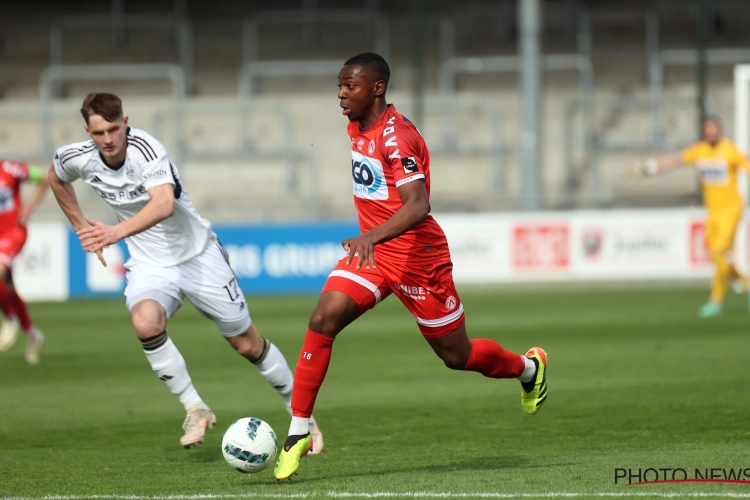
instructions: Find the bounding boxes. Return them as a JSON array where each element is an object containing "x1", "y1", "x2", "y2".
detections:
[{"x1": 221, "y1": 417, "x2": 278, "y2": 473}]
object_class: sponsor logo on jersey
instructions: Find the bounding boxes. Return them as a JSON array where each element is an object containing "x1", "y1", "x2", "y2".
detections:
[
  {"x1": 144, "y1": 169, "x2": 168, "y2": 180},
  {"x1": 401, "y1": 157, "x2": 418, "y2": 174},
  {"x1": 1, "y1": 161, "x2": 27, "y2": 179},
  {"x1": 351, "y1": 151, "x2": 388, "y2": 200},
  {"x1": 97, "y1": 185, "x2": 148, "y2": 201},
  {"x1": 368, "y1": 140, "x2": 376, "y2": 155},
  {"x1": 0, "y1": 188, "x2": 13, "y2": 213},
  {"x1": 395, "y1": 283, "x2": 428, "y2": 301},
  {"x1": 696, "y1": 159, "x2": 729, "y2": 186}
]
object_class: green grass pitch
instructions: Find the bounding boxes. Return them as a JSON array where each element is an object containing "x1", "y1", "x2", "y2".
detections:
[{"x1": 1, "y1": 285, "x2": 748, "y2": 499}]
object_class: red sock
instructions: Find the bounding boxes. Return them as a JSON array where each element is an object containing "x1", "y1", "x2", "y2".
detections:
[
  {"x1": 0, "y1": 279, "x2": 14, "y2": 318},
  {"x1": 291, "y1": 329, "x2": 335, "y2": 418},
  {"x1": 464, "y1": 338, "x2": 526, "y2": 379},
  {"x1": 9, "y1": 290, "x2": 32, "y2": 331}
]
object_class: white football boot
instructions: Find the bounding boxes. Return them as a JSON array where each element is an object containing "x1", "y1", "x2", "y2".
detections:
[
  {"x1": 0, "y1": 317, "x2": 20, "y2": 352},
  {"x1": 24, "y1": 328, "x2": 44, "y2": 365},
  {"x1": 180, "y1": 404, "x2": 216, "y2": 448},
  {"x1": 308, "y1": 415, "x2": 324, "y2": 455}
]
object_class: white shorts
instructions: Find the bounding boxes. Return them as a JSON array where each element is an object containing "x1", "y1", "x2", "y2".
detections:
[{"x1": 124, "y1": 234, "x2": 251, "y2": 337}]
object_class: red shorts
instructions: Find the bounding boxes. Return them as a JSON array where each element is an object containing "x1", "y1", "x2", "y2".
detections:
[
  {"x1": 0, "y1": 225, "x2": 27, "y2": 268},
  {"x1": 322, "y1": 255, "x2": 465, "y2": 338}
]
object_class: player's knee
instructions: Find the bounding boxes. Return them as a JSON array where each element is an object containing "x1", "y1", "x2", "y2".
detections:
[
  {"x1": 308, "y1": 308, "x2": 341, "y2": 337},
  {"x1": 131, "y1": 304, "x2": 167, "y2": 339},
  {"x1": 439, "y1": 351, "x2": 469, "y2": 371},
  {"x1": 131, "y1": 316, "x2": 164, "y2": 338}
]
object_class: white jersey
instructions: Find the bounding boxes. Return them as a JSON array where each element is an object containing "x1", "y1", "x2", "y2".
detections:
[{"x1": 53, "y1": 127, "x2": 212, "y2": 267}]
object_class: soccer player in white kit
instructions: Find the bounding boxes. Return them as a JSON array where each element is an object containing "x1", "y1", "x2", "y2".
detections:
[{"x1": 48, "y1": 93, "x2": 323, "y2": 451}]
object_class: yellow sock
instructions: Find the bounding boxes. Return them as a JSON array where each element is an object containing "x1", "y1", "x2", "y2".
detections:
[{"x1": 710, "y1": 253, "x2": 733, "y2": 303}]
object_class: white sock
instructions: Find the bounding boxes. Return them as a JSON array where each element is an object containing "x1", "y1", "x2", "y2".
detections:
[
  {"x1": 143, "y1": 336, "x2": 203, "y2": 410},
  {"x1": 518, "y1": 356, "x2": 537, "y2": 383},
  {"x1": 252, "y1": 340, "x2": 294, "y2": 411},
  {"x1": 24, "y1": 325, "x2": 41, "y2": 339},
  {"x1": 288, "y1": 416, "x2": 310, "y2": 436}
]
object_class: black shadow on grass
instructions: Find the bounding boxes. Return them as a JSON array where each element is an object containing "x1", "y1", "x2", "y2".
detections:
[{"x1": 164, "y1": 444, "x2": 224, "y2": 464}]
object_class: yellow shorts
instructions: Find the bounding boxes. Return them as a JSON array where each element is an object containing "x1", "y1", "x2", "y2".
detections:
[{"x1": 705, "y1": 206, "x2": 742, "y2": 254}]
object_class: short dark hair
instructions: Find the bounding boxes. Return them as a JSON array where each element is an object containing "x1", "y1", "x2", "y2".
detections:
[
  {"x1": 703, "y1": 115, "x2": 722, "y2": 126},
  {"x1": 80, "y1": 93, "x2": 123, "y2": 124},
  {"x1": 343, "y1": 52, "x2": 390, "y2": 85}
]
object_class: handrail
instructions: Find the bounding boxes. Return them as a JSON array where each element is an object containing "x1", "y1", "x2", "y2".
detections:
[
  {"x1": 562, "y1": 94, "x2": 718, "y2": 207},
  {"x1": 149, "y1": 100, "x2": 319, "y2": 217},
  {"x1": 237, "y1": 60, "x2": 344, "y2": 98},
  {"x1": 242, "y1": 8, "x2": 390, "y2": 64},
  {"x1": 50, "y1": 14, "x2": 194, "y2": 94},
  {"x1": 438, "y1": 53, "x2": 595, "y2": 147},
  {"x1": 648, "y1": 48, "x2": 750, "y2": 140},
  {"x1": 39, "y1": 64, "x2": 186, "y2": 155}
]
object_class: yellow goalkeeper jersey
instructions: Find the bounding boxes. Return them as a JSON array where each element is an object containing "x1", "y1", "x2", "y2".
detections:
[{"x1": 681, "y1": 138, "x2": 750, "y2": 212}]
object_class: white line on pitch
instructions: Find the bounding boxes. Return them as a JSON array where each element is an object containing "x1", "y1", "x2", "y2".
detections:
[
  {"x1": 0, "y1": 496, "x2": 308, "y2": 500},
  {"x1": 3, "y1": 493, "x2": 750, "y2": 500},
  {"x1": 327, "y1": 493, "x2": 750, "y2": 499}
]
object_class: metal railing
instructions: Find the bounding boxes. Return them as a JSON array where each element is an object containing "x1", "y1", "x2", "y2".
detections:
[
  {"x1": 50, "y1": 14, "x2": 195, "y2": 95},
  {"x1": 39, "y1": 64, "x2": 187, "y2": 155},
  {"x1": 648, "y1": 48, "x2": 750, "y2": 140},
  {"x1": 437, "y1": 2, "x2": 585, "y2": 63},
  {"x1": 238, "y1": 60, "x2": 344, "y2": 97},
  {"x1": 0, "y1": 106, "x2": 79, "y2": 162},
  {"x1": 563, "y1": 95, "x2": 718, "y2": 207},
  {"x1": 239, "y1": 8, "x2": 389, "y2": 101},
  {"x1": 438, "y1": 53, "x2": 595, "y2": 148},
  {"x1": 242, "y1": 8, "x2": 390, "y2": 66},
  {"x1": 400, "y1": 97, "x2": 511, "y2": 192},
  {"x1": 150, "y1": 100, "x2": 320, "y2": 217}
]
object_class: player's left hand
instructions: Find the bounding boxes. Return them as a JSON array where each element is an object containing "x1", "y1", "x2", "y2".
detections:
[
  {"x1": 342, "y1": 233, "x2": 376, "y2": 270},
  {"x1": 77, "y1": 217, "x2": 121, "y2": 256}
]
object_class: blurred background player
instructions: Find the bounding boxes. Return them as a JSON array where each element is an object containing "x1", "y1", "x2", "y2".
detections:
[
  {"x1": 632, "y1": 117, "x2": 750, "y2": 318},
  {"x1": 0, "y1": 159, "x2": 49, "y2": 364},
  {"x1": 274, "y1": 53, "x2": 547, "y2": 480},
  {"x1": 48, "y1": 93, "x2": 323, "y2": 450}
]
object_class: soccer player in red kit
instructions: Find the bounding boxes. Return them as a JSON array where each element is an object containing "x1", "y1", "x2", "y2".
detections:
[
  {"x1": 274, "y1": 53, "x2": 548, "y2": 480},
  {"x1": 0, "y1": 159, "x2": 49, "y2": 364}
]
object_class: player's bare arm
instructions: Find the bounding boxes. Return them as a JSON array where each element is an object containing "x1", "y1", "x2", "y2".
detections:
[
  {"x1": 343, "y1": 180, "x2": 429, "y2": 270},
  {"x1": 18, "y1": 169, "x2": 50, "y2": 226},
  {"x1": 48, "y1": 165, "x2": 88, "y2": 230},
  {"x1": 49, "y1": 164, "x2": 108, "y2": 266},
  {"x1": 77, "y1": 183, "x2": 175, "y2": 255},
  {"x1": 632, "y1": 117, "x2": 725, "y2": 177},
  {"x1": 629, "y1": 152, "x2": 684, "y2": 177}
]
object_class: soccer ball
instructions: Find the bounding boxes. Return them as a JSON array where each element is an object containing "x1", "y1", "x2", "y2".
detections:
[{"x1": 221, "y1": 417, "x2": 278, "y2": 473}]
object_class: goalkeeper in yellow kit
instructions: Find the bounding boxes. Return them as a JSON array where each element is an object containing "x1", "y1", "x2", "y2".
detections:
[{"x1": 634, "y1": 116, "x2": 750, "y2": 318}]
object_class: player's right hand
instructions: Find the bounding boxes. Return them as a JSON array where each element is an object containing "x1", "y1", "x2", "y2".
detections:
[
  {"x1": 94, "y1": 249, "x2": 107, "y2": 267},
  {"x1": 342, "y1": 233, "x2": 376, "y2": 270},
  {"x1": 627, "y1": 158, "x2": 658, "y2": 178}
]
